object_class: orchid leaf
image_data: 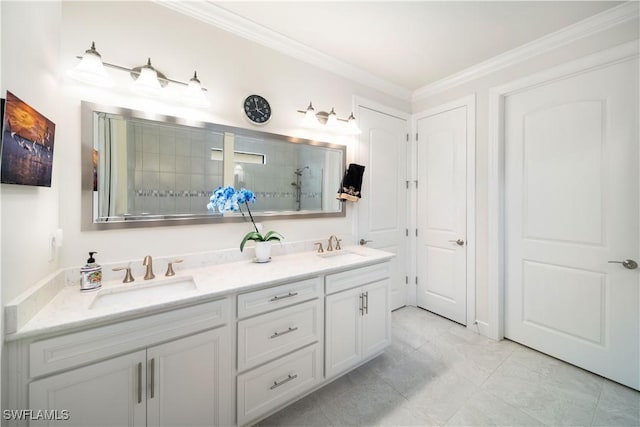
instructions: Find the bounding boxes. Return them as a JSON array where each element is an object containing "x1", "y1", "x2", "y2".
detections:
[
  {"x1": 263, "y1": 230, "x2": 284, "y2": 242},
  {"x1": 240, "y1": 231, "x2": 263, "y2": 252}
]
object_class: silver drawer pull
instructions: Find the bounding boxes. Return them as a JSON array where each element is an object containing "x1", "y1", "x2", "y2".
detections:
[
  {"x1": 270, "y1": 373, "x2": 298, "y2": 390},
  {"x1": 137, "y1": 362, "x2": 142, "y2": 404},
  {"x1": 269, "y1": 291, "x2": 298, "y2": 302},
  {"x1": 270, "y1": 327, "x2": 299, "y2": 339}
]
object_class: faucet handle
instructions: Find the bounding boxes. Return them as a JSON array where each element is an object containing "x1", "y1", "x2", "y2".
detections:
[
  {"x1": 314, "y1": 242, "x2": 324, "y2": 253},
  {"x1": 165, "y1": 259, "x2": 184, "y2": 277},
  {"x1": 327, "y1": 238, "x2": 334, "y2": 252},
  {"x1": 112, "y1": 266, "x2": 135, "y2": 283},
  {"x1": 336, "y1": 239, "x2": 342, "y2": 250}
]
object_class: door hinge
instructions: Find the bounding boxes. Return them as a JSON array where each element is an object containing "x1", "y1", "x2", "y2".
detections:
[
  {"x1": 406, "y1": 133, "x2": 409, "y2": 142},
  {"x1": 405, "y1": 275, "x2": 408, "y2": 284},
  {"x1": 415, "y1": 132, "x2": 419, "y2": 141},
  {"x1": 415, "y1": 229, "x2": 418, "y2": 237},
  {"x1": 415, "y1": 180, "x2": 418, "y2": 189},
  {"x1": 415, "y1": 276, "x2": 418, "y2": 285},
  {"x1": 405, "y1": 228, "x2": 409, "y2": 237},
  {"x1": 406, "y1": 180, "x2": 409, "y2": 189}
]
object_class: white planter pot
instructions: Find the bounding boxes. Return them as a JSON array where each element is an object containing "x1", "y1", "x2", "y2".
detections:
[{"x1": 254, "y1": 241, "x2": 271, "y2": 262}]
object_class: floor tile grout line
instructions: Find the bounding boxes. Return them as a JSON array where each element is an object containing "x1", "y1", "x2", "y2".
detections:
[
  {"x1": 473, "y1": 343, "x2": 552, "y2": 426},
  {"x1": 589, "y1": 381, "x2": 606, "y2": 427}
]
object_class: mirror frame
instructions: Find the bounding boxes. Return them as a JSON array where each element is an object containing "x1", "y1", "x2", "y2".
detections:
[{"x1": 81, "y1": 101, "x2": 346, "y2": 230}]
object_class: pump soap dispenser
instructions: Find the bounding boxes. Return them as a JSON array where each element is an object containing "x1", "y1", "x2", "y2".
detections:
[{"x1": 80, "y1": 251, "x2": 102, "y2": 292}]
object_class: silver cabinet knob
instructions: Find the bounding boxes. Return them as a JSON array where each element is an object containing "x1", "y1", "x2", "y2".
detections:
[
  {"x1": 608, "y1": 259, "x2": 638, "y2": 270},
  {"x1": 359, "y1": 239, "x2": 373, "y2": 246},
  {"x1": 448, "y1": 239, "x2": 465, "y2": 246}
]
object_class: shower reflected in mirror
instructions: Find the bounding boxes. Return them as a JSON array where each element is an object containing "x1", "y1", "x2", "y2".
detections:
[{"x1": 292, "y1": 166, "x2": 309, "y2": 211}]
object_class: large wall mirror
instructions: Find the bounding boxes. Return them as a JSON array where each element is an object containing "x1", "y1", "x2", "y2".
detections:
[{"x1": 81, "y1": 102, "x2": 346, "y2": 230}]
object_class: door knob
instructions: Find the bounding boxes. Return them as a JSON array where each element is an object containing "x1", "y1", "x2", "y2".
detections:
[
  {"x1": 359, "y1": 239, "x2": 373, "y2": 246},
  {"x1": 448, "y1": 239, "x2": 465, "y2": 246},
  {"x1": 608, "y1": 259, "x2": 638, "y2": 270}
]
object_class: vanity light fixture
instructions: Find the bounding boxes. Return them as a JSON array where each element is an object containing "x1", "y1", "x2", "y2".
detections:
[
  {"x1": 67, "y1": 42, "x2": 114, "y2": 87},
  {"x1": 130, "y1": 58, "x2": 163, "y2": 97},
  {"x1": 297, "y1": 102, "x2": 361, "y2": 135},
  {"x1": 69, "y1": 42, "x2": 210, "y2": 107}
]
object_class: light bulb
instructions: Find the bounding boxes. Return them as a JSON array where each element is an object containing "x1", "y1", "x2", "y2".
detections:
[
  {"x1": 326, "y1": 108, "x2": 339, "y2": 130},
  {"x1": 184, "y1": 71, "x2": 210, "y2": 108},
  {"x1": 301, "y1": 102, "x2": 320, "y2": 128},
  {"x1": 68, "y1": 42, "x2": 114, "y2": 87},
  {"x1": 132, "y1": 58, "x2": 162, "y2": 97},
  {"x1": 346, "y1": 113, "x2": 362, "y2": 135}
]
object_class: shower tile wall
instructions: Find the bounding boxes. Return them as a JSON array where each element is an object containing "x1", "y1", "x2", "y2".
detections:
[
  {"x1": 233, "y1": 137, "x2": 324, "y2": 212},
  {"x1": 127, "y1": 122, "x2": 223, "y2": 215}
]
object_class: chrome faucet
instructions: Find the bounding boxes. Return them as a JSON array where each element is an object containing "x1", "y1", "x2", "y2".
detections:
[
  {"x1": 143, "y1": 255, "x2": 155, "y2": 280},
  {"x1": 327, "y1": 235, "x2": 341, "y2": 252}
]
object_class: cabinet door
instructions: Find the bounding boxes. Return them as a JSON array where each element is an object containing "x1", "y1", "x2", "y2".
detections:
[
  {"x1": 29, "y1": 351, "x2": 146, "y2": 427},
  {"x1": 325, "y1": 287, "x2": 363, "y2": 378},
  {"x1": 146, "y1": 327, "x2": 231, "y2": 427},
  {"x1": 362, "y1": 279, "x2": 391, "y2": 359}
]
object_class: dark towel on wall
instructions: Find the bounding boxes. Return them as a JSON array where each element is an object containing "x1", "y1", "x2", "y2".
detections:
[{"x1": 337, "y1": 163, "x2": 365, "y2": 202}]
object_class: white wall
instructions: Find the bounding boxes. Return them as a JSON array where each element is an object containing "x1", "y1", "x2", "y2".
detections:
[
  {"x1": 1, "y1": 1, "x2": 62, "y2": 310},
  {"x1": 0, "y1": 0, "x2": 63, "y2": 406},
  {"x1": 0, "y1": 0, "x2": 3, "y2": 409},
  {"x1": 0, "y1": 1, "x2": 409, "y2": 303},
  {"x1": 412, "y1": 15, "x2": 640, "y2": 326}
]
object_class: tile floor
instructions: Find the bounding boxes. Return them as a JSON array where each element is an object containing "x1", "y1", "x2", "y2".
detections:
[{"x1": 256, "y1": 306, "x2": 640, "y2": 427}]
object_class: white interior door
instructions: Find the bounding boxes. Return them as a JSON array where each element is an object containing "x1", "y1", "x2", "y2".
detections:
[
  {"x1": 416, "y1": 106, "x2": 468, "y2": 324},
  {"x1": 504, "y1": 57, "x2": 639, "y2": 390},
  {"x1": 357, "y1": 105, "x2": 408, "y2": 310}
]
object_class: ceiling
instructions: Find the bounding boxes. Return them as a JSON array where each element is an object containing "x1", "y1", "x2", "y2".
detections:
[
  {"x1": 214, "y1": 2, "x2": 620, "y2": 90},
  {"x1": 163, "y1": 1, "x2": 624, "y2": 98}
]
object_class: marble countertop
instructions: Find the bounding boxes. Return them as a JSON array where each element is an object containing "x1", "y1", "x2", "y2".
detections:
[{"x1": 6, "y1": 246, "x2": 394, "y2": 341}]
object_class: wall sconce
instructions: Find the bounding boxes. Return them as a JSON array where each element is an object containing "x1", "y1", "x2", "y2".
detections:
[
  {"x1": 298, "y1": 102, "x2": 361, "y2": 135},
  {"x1": 68, "y1": 42, "x2": 210, "y2": 108}
]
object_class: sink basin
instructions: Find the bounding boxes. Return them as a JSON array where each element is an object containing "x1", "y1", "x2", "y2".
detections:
[
  {"x1": 90, "y1": 276, "x2": 198, "y2": 310},
  {"x1": 317, "y1": 249, "x2": 366, "y2": 260}
]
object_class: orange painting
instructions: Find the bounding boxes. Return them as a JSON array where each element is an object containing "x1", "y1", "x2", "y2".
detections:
[{"x1": 1, "y1": 91, "x2": 56, "y2": 187}]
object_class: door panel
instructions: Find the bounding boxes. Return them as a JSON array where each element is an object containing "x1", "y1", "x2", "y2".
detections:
[
  {"x1": 362, "y1": 279, "x2": 391, "y2": 358},
  {"x1": 147, "y1": 328, "x2": 230, "y2": 427},
  {"x1": 416, "y1": 106, "x2": 468, "y2": 324},
  {"x1": 504, "y1": 57, "x2": 639, "y2": 390},
  {"x1": 29, "y1": 351, "x2": 146, "y2": 427},
  {"x1": 357, "y1": 106, "x2": 408, "y2": 310},
  {"x1": 325, "y1": 287, "x2": 362, "y2": 378}
]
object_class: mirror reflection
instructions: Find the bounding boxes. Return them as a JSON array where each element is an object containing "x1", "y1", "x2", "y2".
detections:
[{"x1": 82, "y1": 102, "x2": 346, "y2": 229}]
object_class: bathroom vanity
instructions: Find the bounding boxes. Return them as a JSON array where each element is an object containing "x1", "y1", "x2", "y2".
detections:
[{"x1": 4, "y1": 246, "x2": 393, "y2": 426}]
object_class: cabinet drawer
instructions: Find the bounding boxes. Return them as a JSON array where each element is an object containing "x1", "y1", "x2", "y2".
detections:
[
  {"x1": 29, "y1": 299, "x2": 229, "y2": 378},
  {"x1": 237, "y1": 276, "x2": 321, "y2": 318},
  {"x1": 237, "y1": 343, "x2": 322, "y2": 426},
  {"x1": 325, "y1": 262, "x2": 390, "y2": 295},
  {"x1": 238, "y1": 299, "x2": 322, "y2": 372}
]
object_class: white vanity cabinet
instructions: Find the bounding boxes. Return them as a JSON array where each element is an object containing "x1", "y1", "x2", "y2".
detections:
[
  {"x1": 5, "y1": 249, "x2": 394, "y2": 427},
  {"x1": 12, "y1": 299, "x2": 232, "y2": 427},
  {"x1": 325, "y1": 263, "x2": 391, "y2": 378},
  {"x1": 236, "y1": 277, "x2": 324, "y2": 426}
]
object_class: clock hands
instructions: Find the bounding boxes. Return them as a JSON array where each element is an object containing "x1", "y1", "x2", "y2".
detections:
[{"x1": 244, "y1": 95, "x2": 270, "y2": 123}]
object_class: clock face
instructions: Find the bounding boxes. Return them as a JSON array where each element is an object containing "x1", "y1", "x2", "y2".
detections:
[{"x1": 243, "y1": 95, "x2": 271, "y2": 125}]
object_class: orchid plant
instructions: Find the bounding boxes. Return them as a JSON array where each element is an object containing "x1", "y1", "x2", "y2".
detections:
[{"x1": 207, "y1": 186, "x2": 284, "y2": 252}]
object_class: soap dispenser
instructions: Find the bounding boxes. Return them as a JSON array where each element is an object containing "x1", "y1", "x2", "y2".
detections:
[{"x1": 80, "y1": 251, "x2": 102, "y2": 292}]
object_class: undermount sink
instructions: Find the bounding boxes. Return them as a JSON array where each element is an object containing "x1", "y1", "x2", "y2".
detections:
[
  {"x1": 317, "y1": 249, "x2": 366, "y2": 260},
  {"x1": 90, "y1": 276, "x2": 198, "y2": 310}
]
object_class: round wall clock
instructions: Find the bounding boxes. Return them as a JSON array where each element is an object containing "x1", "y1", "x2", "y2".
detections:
[{"x1": 243, "y1": 94, "x2": 271, "y2": 125}]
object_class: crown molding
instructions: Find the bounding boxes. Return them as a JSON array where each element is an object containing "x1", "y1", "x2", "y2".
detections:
[
  {"x1": 155, "y1": 0, "x2": 412, "y2": 101},
  {"x1": 412, "y1": 1, "x2": 639, "y2": 102}
]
